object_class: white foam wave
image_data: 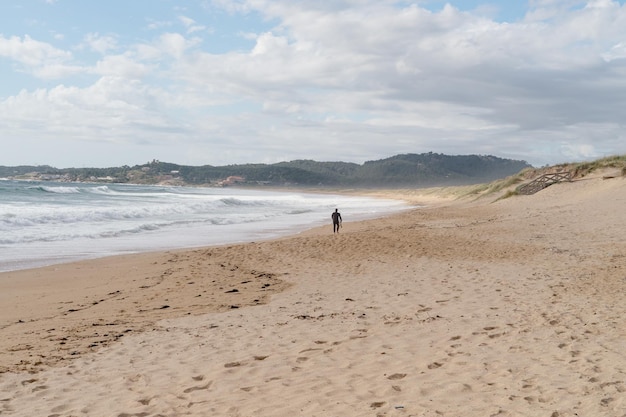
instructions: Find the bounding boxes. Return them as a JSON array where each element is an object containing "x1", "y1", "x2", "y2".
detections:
[
  {"x1": 37, "y1": 185, "x2": 82, "y2": 194},
  {"x1": 0, "y1": 181, "x2": 411, "y2": 272},
  {"x1": 86, "y1": 185, "x2": 114, "y2": 195}
]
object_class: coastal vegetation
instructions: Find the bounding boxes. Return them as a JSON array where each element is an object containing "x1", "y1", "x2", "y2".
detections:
[
  {"x1": 0, "y1": 153, "x2": 530, "y2": 188},
  {"x1": 454, "y1": 154, "x2": 626, "y2": 201}
]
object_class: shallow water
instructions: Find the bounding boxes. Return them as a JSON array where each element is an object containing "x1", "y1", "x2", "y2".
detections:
[{"x1": 0, "y1": 180, "x2": 408, "y2": 272}]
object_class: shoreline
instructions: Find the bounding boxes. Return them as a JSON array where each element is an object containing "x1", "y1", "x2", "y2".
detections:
[
  {"x1": 1, "y1": 179, "x2": 624, "y2": 416},
  {"x1": 0, "y1": 188, "x2": 433, "y2": 374},
  {"x1": 0, "y1": 185, "x2": 415, "y2": 274}
]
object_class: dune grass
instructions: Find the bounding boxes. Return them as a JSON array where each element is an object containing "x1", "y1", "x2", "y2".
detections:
[
  {"x1": 353, "y1": 155, "x2": 626, "y2": 204},
  {"x1": 456, "y1": 154, "x2": 626, "y2": 202}
]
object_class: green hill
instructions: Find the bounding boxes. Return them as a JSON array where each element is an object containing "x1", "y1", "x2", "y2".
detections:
[{"x1": 1, "y1": 153, "x2": 532, "y2": 187}]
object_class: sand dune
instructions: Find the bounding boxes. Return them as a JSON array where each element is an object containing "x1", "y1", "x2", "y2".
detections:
[{"x1": 1, "y1": 175, "x2": 624, "y2": 416}]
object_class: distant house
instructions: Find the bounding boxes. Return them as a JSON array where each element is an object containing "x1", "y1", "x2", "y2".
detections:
[{"x1": 219, "y1": 175, "x2": 246, "y2": 186}]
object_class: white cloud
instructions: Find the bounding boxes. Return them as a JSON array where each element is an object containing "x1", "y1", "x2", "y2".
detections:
[
  {"x1": 126, "y1": 0, "x2": 623, "y2": 165},
  {"x1": 157, "y1": 32, "x2": 201, "y2": 58},
  {"x1": 251, "y1": 32, "x2": 289, "y2": 55},
  {"x1": 178, "y1": 15, "x2": 208, "y2": 34},
  {"x1": 208, "y1": 0, "x2": 254, "y2": 14},
  {"x1": 134, "y1": 43, "x2": 164, "y2": 61},
  {"x1": 561, "y1": 142, "x2": 599, "y2": 161},
  {"x1": 82, "y1": 33, "x2": 118, "y2": 54},
  {"x1": 178, "y1": 15, "x2": 195, "y2": 27},
  {"x1": 0, "y1": 76, "x2": 183, "y2": 145},
  {"x1": 3, "y1": 0, "x2": 626, "y2": 167},
  {"x1": 603, "y1": 41, "x2": 626, "y2": 61},
  {"x1": 0, "y1": 34, "x2": 71, "y2": 67},
  {"x1": 92, "y1": 54, "x2": 151, "y2": 79},
  {"x1": 32, "y1": 63, "x2": 85, "y2": 79},
  {"x1": 0, "y1": 35, "x2": 81, "y2": 80},
  {"x1": 146, "y1": 19, "x2": 174, "y2": 31}
]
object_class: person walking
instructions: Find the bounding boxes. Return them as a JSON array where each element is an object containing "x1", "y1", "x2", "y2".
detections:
[{"x1": 331, "y1": 208, "x2": 342, "y2": 233}]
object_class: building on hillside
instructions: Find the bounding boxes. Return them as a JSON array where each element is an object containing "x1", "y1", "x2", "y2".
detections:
[{"x1": 218, "y1": 175, "x2": 245, "y2": 186}]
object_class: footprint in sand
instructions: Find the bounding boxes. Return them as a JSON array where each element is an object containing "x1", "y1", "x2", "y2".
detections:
[{"x1": 183, "y1": 382, "x2": 212, "y2": 393}]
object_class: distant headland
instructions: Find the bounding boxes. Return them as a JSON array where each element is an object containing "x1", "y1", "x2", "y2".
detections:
[{"x1": 0, "y1": 152, "x2": 532, "y2": 188}]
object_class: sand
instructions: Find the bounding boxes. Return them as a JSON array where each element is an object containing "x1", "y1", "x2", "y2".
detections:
[{"x1": 0, "y1": 174, "x2": 624, "y2": 417}]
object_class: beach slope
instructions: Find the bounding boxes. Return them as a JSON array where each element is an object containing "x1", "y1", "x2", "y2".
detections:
[{"x1": 1, "y1": 174, "x2": 625, "y2": 416}]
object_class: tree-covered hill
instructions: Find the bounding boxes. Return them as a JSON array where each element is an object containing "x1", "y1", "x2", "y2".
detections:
[{"x1": 1, "y1": 153, "x2": 531, "y2": 187}]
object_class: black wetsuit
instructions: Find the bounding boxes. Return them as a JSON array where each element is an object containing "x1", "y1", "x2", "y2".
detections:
[{"x1": 331, "y1": 210, "x2": 342, "y2": 233}]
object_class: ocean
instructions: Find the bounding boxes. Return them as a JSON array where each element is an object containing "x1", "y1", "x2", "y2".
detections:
[{"x1": 0, "y1": 180, "x2": 408, "y2": 273}]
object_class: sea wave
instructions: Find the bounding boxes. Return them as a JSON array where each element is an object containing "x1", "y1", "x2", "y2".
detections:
[
  {"x1": 86, "y1": 185, "x2": 114, "y2": 195},
  {"x1": 32, "y1": 185, "x2": 82, "y2": 194},
  {"x1": 1, "y1": 199, "x2": 234, "y2": 227},
  {"x1": 0, "y1": 213, "x2": 252, "y2": 245},
  {"x1": 0, "y1": 180, "x2": 410, "y2": 272},
  {"x1": 219, "y1": 196, "x2": 276, "y2": 207}
]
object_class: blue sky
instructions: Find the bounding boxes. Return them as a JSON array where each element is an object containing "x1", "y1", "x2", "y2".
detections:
[{"x1": 1, "y1": 0, "x2": 626, "y2": 168}]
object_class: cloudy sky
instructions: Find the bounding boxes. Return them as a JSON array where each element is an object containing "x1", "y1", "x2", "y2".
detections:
[{"x1": 1, "y1": 0, "x2": 625, "y2": 168}]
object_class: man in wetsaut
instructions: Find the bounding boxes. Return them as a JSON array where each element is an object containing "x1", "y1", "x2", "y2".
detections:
[{"x1": 331, "y1": 208, "x2": 342, "y2": 233}]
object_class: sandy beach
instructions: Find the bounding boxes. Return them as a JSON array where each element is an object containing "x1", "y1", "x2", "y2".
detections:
[{"x1": 1, "y1": 173, "x2": 624, "y2": 416}]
